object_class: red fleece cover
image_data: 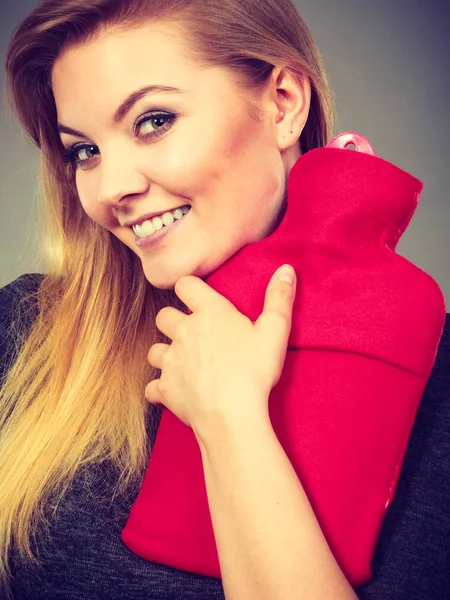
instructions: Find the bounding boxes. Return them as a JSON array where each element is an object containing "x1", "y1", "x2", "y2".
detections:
[{"x1": 121, "y1": 145, "x2": 446, "y2": 586}]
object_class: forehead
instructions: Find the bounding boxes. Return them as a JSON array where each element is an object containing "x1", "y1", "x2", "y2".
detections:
[
  {"x1": 52, "y1": 21, "x2": 202, "y2": 98},
  {"x1": 51, "y1": 20, "x2": 258, "y2": 134}
]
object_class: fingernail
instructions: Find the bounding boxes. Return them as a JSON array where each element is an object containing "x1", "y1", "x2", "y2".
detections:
[{"x1": 278, "y1": 264, "x2": 295, "y2": 285}]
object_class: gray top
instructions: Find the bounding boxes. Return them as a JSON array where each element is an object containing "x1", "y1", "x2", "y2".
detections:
[{"x1": 1, "y1": 274, "x2": 450, "y2": 599}]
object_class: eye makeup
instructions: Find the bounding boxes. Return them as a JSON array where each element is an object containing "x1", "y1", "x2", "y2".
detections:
[{"x1": 61, "y1": 110, "x2": 177, "y2": 170}]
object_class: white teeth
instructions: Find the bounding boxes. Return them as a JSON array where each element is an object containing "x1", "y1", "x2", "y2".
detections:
[
  {"x1": 162, "y1": 212, "x2": 175, "y2": 226},
  {"x1": 132, "y1": 205, "x2": 190, "y2": 238},
  {"x1": 152, "y1": 217, "x2": 163, "y2": 231},
  {"x1": 141, "y1": 220, "x2": 155, "y2": 236}
]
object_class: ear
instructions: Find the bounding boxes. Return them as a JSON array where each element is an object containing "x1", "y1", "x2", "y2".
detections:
[{"x1": 267, "y1": 67, "x2": 311, "y2": 152}]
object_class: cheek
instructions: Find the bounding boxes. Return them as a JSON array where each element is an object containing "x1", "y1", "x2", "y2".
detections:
[
  {"x1": 156, "y1": 141, "x2": 220, "y2": 198},
  {"x1": 77, "y1": 192, "x2": 97, "y2": 222},
  {"x1": 157, "y1": 110, "x2": 259, "y2": 197},
  {"x1": 76, "y1": 177, "x2": 109, "y2": 226},
  {"x1": 75, "y1": 174, "x2": 91, "y2": 214}
]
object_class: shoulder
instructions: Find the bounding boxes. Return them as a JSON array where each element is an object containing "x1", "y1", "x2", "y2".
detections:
[
  {"x1": 0, "y1": 273, "x2": 44, "y2": 380},
  {"x1": 0, "y1": 273, "x2": 44, "y2": 311},
  {"x1": 357, "y1": 313, "x2": 450, "y2": 599},
  {"x1": 437, "y1": 312, "x2": 450, "y2": 364},
  {"x1": 419, "y1": 312, "x2": 450, "y2": 418},
  {"x1": 0, "y1": 272, "x2": 44, "y2": 297},
  {"x1": 0, "y1": 272, "x2": 44, "y2": 337}
]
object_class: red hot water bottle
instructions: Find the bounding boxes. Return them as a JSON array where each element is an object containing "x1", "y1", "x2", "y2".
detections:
[{"x1": 122, "y1": 133, "x2": 446, "y2": 585}]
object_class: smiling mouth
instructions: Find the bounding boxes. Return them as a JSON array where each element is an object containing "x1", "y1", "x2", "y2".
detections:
[{"x1": 132, "y1": 205, "x2": 191, "y2": 238}]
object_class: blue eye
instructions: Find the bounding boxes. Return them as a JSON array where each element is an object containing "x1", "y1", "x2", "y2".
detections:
[
  {"x1": 135, "y1": 112, "x2": 176, "y2": 138},
  {"x1": 62, "y1": 144, "x2": 99, "y2": 170},
  {"x1": 61, "y1": 112, "x2": 176, "y2": 170}
]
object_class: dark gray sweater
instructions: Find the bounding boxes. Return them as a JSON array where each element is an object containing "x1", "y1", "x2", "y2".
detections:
[{"x1": 1, "y1": 274, "x2": 449, "y2": 599}]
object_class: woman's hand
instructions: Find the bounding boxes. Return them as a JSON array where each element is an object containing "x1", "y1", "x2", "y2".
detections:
[{"x1": 145, "y1": 264, "x2": 297, "y2": 435}]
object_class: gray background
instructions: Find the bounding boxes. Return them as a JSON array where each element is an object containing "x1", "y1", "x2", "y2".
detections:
[{"x1": 1, "y1": 0, "x2": 449, "y2": 302}]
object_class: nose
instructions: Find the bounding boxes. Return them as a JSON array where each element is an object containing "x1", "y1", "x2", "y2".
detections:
[{"x1": 96, "y1": 151, "x2": 150, "y2": 208}]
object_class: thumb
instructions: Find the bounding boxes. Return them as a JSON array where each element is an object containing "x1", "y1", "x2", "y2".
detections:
[{"x1": 255, "y1": 264, "x2": 297, "y2": 365}]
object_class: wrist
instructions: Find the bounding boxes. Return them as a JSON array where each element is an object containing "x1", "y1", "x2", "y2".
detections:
[{"x1": 193, "y1": 403, "x2": 273, "y2": 457}]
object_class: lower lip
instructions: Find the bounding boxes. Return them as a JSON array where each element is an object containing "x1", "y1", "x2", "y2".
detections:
[{"x1": 134, "y1": 212, "x2": 188, "y2": 249}]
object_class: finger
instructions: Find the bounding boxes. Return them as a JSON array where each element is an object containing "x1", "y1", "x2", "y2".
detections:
[
  {"x1": 156, "y1": 306, "x2": 186, "y2": 340},
  {"x1": 174, "y1": 275, "x2": 231, "y2": 313},
  {"x1": 145, "y1": 378, "x2": 164, "y2": 407},
  {"x1": 255, "y1": 264, "x2": 297, "y2": 356},
  {"x1": 147, "y1": 343, "x2": 169, "y2": 369}
]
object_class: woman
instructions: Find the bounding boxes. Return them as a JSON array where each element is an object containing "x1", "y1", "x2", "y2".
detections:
[{"x1": 1, "y1": 0, "x2": 449, "y2": 598}]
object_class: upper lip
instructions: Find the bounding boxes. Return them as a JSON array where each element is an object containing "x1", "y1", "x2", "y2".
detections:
[{"x1": 122, "y1": 205, "x2": 189, "y2": 228}]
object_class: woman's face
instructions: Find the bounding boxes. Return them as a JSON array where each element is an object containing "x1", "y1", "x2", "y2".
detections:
[{"x1": 52, "y1": 21, "x2": 306, "y2": 288}]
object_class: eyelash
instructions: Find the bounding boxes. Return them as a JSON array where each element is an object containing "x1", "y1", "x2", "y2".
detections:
[{"x1": 61, "y1": 111, "x2": 177, "y2": 170}]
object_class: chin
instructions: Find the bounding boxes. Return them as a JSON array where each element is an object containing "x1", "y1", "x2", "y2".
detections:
[
  {"x1": 145, "y1": 275, "x2": 177, "y2": 291},
  {"x1": 139, "y1": 267, "x2": 174, "y2": 290},
  {"x1": 141, "y1": 258, "x2": 219, "y2": 291}
]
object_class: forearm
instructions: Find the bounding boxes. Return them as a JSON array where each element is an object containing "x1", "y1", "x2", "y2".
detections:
[{"x1": 195, "y1": 410, "x2": 357, "y2": 600}]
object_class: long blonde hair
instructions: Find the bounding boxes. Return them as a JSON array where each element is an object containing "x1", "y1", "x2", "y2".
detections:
[{"x1": 1, "y1": 0, "x2": 335, "y2": 589}]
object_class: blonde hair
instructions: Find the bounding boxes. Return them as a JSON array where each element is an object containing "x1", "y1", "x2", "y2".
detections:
[{"x1": 1, "y1": 0, "x2": 335, "y2": 589}]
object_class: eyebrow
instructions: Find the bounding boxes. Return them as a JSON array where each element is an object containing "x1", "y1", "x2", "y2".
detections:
[{"x1": 57, "y1": 84, "x2": 185, "y2": 138}]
